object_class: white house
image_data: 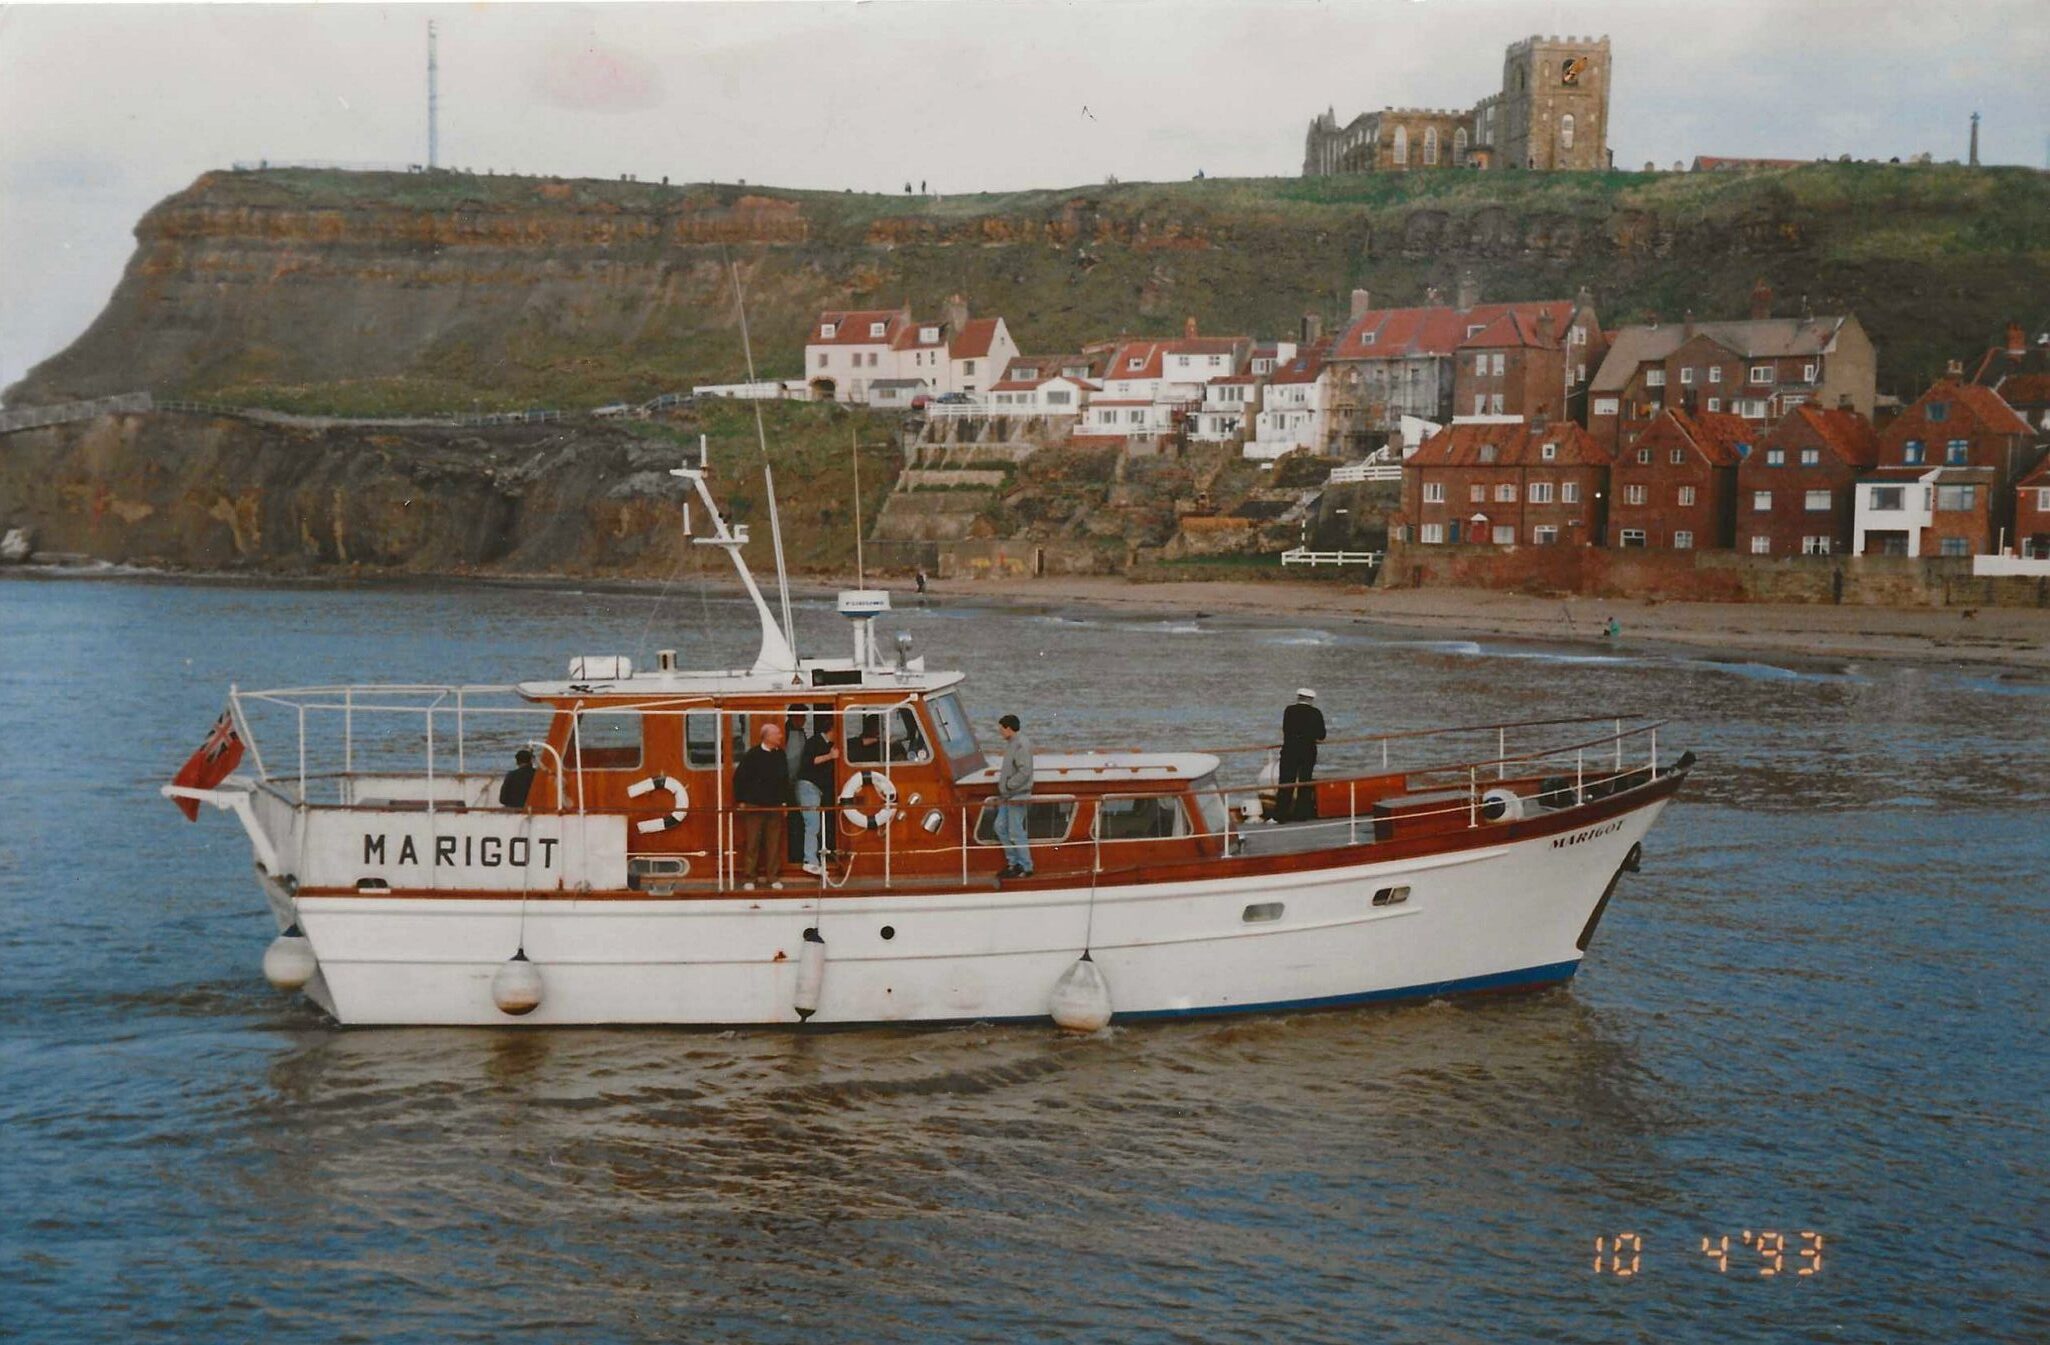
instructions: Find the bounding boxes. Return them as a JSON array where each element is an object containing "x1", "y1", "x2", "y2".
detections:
[
  {"x1": 1852, "y1": 466, "x2": 1992, "y2": 557},
  {"x1": 1246, "y1": 345, "x2": 1338, "y2": 461},
  {"x1": 806, "y1": 307, "x2": 911, "y2": 404},
  {"x1": 949, "y1": 318, "x2": 1018, "y2": 398},
  {"x1": 1083, "y1": 333, "x2": 1251, "y2": 442},
  {"x1": 989, "y1": 356, "x2": 1098, "y2": 417},
  {"x1": 803, "y1": 302, "x2": 1019, "y2": 406},
  {"x1": 1193, "y1": 374, "x2": 1260, "y2": 443}
]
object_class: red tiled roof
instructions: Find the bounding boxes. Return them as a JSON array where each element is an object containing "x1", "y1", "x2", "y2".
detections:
[
  {"x1": 812, "y1": 308, "x2": 908, "y2": 346},
  {"x1": 1268, "y1": 342, "x2": 1329, "y2": 386},
  {"x1": 1997, "y1": 373, "x2": 2050, "y2": 406},
  {"x1": 1331, "y1": 300, "x2": 1576, "y2": 361},
  {"x1": 1458, "y1": 311, "x2": 1559, "y2": 351},
  {"x1": 1918, "y1": 380, "x2": 2033, "y2": 435},
  {"x1": 1106, "y1": 341, "x2": 1167, "y2": 381},
  {"x1": 1684, "y1": 410, "x2": 1756, "y2": 466},
  {"x1": 1776, "y1": 404, "x2": 1880, "y2": 468},
  {"x1": 1410, "y1": 419, "x2": 1610, "y2": 468},
  {"x1": 950, "y1": 317, "x2": 1002, "y2": 360}
]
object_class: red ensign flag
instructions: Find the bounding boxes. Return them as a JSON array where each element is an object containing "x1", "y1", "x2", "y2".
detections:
[{"x1": 170, "y1": 708, "x2": 245, "y2": 820}]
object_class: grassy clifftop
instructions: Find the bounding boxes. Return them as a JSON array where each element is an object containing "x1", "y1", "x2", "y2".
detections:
[{"x1": 12, "y1": 162, "x2": 2046, "y2": 413}]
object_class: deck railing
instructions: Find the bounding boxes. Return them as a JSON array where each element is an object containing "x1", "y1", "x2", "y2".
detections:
[{"x1": 222, "y1": 687, "x2": 1671, "y2": 893}]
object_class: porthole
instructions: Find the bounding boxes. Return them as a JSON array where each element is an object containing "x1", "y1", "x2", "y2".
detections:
[
  {"x1": 880, "y1": 925, "x2": 897, "y2": 941},
  {"x1": 1372, "y1": 885, "x2": 1410, "y2": 907},
  {"x1": 1242, "y1": 902, "x2": 1284, "y2": 923}
]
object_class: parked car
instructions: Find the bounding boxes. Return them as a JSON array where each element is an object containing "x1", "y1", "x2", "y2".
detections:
[
  {"x1": 936, "y1": 392, "x2": 973, "y2": 405},
  {"x1": 910, "y1": 394, "x2": 932, "y2": 410}
]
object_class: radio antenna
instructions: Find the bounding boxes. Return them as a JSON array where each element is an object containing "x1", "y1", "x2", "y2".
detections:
[
  {"x1": 727, "y1": 253, "x2": 797, "y2": 660},
  {"x1": 850, "y1": 426, "x2": 866, "y2": 587}
]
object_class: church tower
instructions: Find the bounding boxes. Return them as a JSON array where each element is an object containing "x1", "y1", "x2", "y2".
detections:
[{"x1": 1498, "y1": 34, "x2": 1612, "y2": 171}]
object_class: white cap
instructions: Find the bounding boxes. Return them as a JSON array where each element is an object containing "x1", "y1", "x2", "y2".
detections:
[{"x1": 1296, "y1": 687, "x2": 1317, "y2": 700}]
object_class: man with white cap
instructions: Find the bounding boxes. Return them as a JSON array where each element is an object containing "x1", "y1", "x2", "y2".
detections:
[{"x1": 1277, "y1": 687, "x2": 1327, "y2": 822}]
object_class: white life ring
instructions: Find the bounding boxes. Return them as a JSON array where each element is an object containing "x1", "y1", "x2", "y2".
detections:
[
  {"x1": 626, "y1": 774, "x2": 689, "y2": 834},
  {"x1": 839, "y1": 770, "x2": 900, "y2": 831}
]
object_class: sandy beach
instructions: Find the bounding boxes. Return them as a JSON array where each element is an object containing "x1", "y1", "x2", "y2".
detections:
[{"x1": 926, "y1": 576, "x2": 2050, "y2": 673}]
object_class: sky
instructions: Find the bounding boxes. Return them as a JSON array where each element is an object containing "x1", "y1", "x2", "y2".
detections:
[{"x1": 3, "y1": 0, "x2": 2046, "y2": 395}]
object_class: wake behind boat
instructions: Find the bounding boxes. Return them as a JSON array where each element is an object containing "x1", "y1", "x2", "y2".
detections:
[{"x1": 164, "y1": 464, "x2": 1691, "y2": 1028}]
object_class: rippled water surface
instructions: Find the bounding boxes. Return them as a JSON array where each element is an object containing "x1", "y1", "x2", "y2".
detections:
[{"x1": 3, "y1": 576, "x2": 2046, "y2": 1342}]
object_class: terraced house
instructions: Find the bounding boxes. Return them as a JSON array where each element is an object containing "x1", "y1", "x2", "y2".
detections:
[
  {"x1": 1852, "y1": 380, "x2": 2037, "y2": 557},
  {"x1": 1606, "y1": 409, "x2": 1752, "y2": 550},
  {"x1": 1400, "y1": 419, "x2": 1611, "y2": 548},
  {"x1": 1735, "y1": 404, "x2": 1881, "y2": 557}
]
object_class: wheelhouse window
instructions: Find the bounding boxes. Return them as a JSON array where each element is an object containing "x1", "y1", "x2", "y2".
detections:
[
  {"x1": 1189, "y1": 773, "x2": 1230, "y2": 835},
  {"x1": 975, "y1": 798, "x2": 1076, "y2": 844},
  {"x1": 845, "y1": 706, "x2": 932, "y2": 765},
  {"x1": 684, "y1": 711, "x2": 745, "y2": 768},
  {"x1": 575, "y1": 712, "x2": 643, "y2": 771},
  {"x1": 1095, "y1": 794, "x2": 1189, "y2": 841},
  {"x1": 926, "y1": 691, "x2": 983, "y2": 770}
]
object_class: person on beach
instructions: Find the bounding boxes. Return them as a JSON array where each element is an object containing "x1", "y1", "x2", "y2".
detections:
[
  {"x1": 733, "y1": 722, "x2": 791, "y2": 889},
  {"x1": 1277, "y1": 689, "x2": 1326, "y2": 822},
  {"x1": 994, "y1": 713, "x2": 1034, "y2": 878},
  {"x1": 498, "y1": 749, "x2": 536, "y2": 808},
  {"x1": 915, "y1": 568, "x2": 928, "y2": 595},
  {"x1": 797, "y1": 713, "x2": 838, "y2": 875}
]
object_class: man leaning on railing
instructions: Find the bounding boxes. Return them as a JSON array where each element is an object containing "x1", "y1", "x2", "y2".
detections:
[{"x1": 994, "y1": 714, "x2": 1034, "y2": 879}]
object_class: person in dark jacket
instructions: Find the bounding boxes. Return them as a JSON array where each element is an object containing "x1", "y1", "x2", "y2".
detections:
[
  {"x1": 1277, "y1": 688, "x2": 1326, "y2": 822},
  {"x1": 498, "y1": 749, "x2": 535, "y2": 808},
  {"x1": 796, "y1": 714, "x2": 838, "y2": 875},
  {"x1": 733, "y1": 722, "x2": 792, "y2": 889}
]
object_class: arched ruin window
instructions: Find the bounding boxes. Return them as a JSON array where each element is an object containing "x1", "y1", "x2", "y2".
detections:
[
  {"x1": 1392, "y1": 125, "x2": 1408, "y2": 166},
  {"x1": 1454, "y1": 127, "x2": 1469, "y2": 162},
  {"x1": 1424, "y1": 127, "x2": 1439, "y2": 166},
  {"x1": 1561, "y1": 114, "x2": 1576, "y2": 150}
]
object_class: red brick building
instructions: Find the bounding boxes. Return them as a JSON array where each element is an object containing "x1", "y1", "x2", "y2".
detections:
[
  {"x1": 1401, "y1": 419, "x2": 1611, "y2": 547},
  {"x1": 2014, "y1": 457, "x2": 2050, "y2": 559},
  {"x1": 1450, "y1": 310, "x2": 1572, "y2": 421},
  {"x1": 1586, "y1": 284, "x2": 1875, "y2": 455},
  {"x1": 1853, "y1": 380, "x2": 2039, "y2": 557},
  {"x1": 1735, "y1": 405, "x2": 1880, "y2": 557},
  {"x1": 1605, "y1": 409, "x2": 1751, "y2": 549}
]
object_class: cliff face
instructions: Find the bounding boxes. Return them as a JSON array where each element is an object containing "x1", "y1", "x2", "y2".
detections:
[{"x1": 10, "y1": 163, "x2": 2047, "y2": 412}]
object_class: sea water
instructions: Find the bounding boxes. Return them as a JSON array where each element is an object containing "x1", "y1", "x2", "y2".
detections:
[{"x1": 2, "y1": 576, "x2": 2045, "y2": 1342}]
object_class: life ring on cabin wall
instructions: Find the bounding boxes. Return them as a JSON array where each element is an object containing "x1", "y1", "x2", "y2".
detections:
[
  {"x1": 839, "y1": 770, "x2": 900, "y2": 831},
  {"x1": 627, "y1": 774, "x2": 689, "y2": 834}
]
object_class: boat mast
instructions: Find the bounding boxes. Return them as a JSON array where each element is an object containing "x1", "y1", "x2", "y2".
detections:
[{"x1": 670, "y1": 466, "x2": 798, "y2": 674}]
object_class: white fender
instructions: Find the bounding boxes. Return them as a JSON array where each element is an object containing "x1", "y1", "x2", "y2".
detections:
[
  {"x1": 493, "y1": 950, "x2": 543, "y2": 1016},
  {"x1": 1050, "y1": 954, "x2": 1113, "y2": 1033},
  {"x1": 794, "y1": 929, "x2": 827, "y2": 1021},
  {"x1": 838, "y1": 770, "x2": 900, "y2": 831},
  {"x1": 262, "y1": 927, "x2": 318, "y2": 992},
  {"x1": 626, "y1": 774, "x2": 689, "y2": 834}
]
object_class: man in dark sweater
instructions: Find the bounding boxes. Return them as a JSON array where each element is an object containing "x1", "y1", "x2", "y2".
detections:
[
  {"x1": 498, "y1": 749, "x2": 535, "y2": 808},
  {"x1": 1278, "y1": 688, "x2": 1326, "y2": 822},
  {"x1": 733, "y1": 722, "x2": 792, "y2": 889}
]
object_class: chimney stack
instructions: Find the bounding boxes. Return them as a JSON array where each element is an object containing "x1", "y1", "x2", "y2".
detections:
[
  {"x1": 2008, "y1": 322, "x2": 2026, "y2": 356},
  {"x1": 1945, "y1": 358, "x2": 1964, "y2": 379},
  {"x1": 1350, "y1": 288, "x2": 1372, "y2": 320},
  {"x1": 1302, "y1": 313, "x2": 1324, "y2": 345},
  {"x1": 1425, "y1": 285, "x2": 1443, "y2": 307},
  {"x1": 1750, "y1": 277, "x2": 1773, "y2": 321},
  {"x1": 1184, "y1": 315, "x2": 1198, "y2": 339},
  {"x1": 1455, "y1": 270, "x2": 1480, "y2": 312},
  {"x1": 1683, "y1": 309, "x2": 1696, "y2": 339}
]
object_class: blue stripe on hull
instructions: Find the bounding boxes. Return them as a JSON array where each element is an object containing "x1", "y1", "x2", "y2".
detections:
[{"x1": 1112, "y1": 957, "x2": 1584, "y2": 1022}]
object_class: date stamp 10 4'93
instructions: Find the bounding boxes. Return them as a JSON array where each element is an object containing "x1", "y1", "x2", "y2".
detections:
[{"x1": 1592, "y1": 1231, "x2": 1825, "y2": 1277}]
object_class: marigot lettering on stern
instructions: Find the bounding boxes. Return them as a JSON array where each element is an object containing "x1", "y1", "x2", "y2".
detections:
[{"x1": 363, "y1": 832, "x2": 559, "y2": 868}]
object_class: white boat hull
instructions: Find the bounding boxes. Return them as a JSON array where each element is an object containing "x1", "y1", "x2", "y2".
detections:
[{"x1": 270, "y1": 799, "x2": 1667, "y2": 1027}]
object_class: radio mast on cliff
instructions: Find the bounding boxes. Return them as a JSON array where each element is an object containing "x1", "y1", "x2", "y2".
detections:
[{"x1": 427, "y1": 20, "x2": 440, "y2": 170}]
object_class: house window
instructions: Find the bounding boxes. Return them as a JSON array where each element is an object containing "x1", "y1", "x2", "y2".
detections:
[
  {"x1": 1423, "y1": 482, "x2": 1445, "y2": 503},
  {"x1": 1869, "y1": 486, "x2": 1904, "y2": 511},
  {"x1": 1800, "y1": 448, "x2": 1820, "y2": 466},
  {"x1": 1046, "y1": 390, "x2": 1071, "y2": 406},
  {"x1": 1464, "y1": 483, "x2": 1483, "y2": 503},
  {"x1": 1560, "y1": 113, "x2": 1575, "y2": 149},
  {"x1": 1420, "y1": 523, "x2": 1444, "y2": 543},
  {"x1": 1802, "y1": 363, "x2": 1817, "y2": 382},
  {"x1": 1624, "y1": 484, "x2": 1647, "y2": 505},
  {"x1": 1740, "y1": 400, "x2": 1769, "y2": 419},
  {"x1": 1534, "y1": 525, "x2": 1558, "y2": 544},
  {"x1": 1753, "y1": 491, "x2": 1773, "y2": 511},
  {"x1": 1766, "y1": 448, "x2": 1785, "y2": 466},
  {"x1": 1646, "y1": 369, "x2": 1666, "y2": 387},
  {"x1": 1496, "y1": 483, "x2": 1517, "y2": 503},
  {"x1": 1492, "y1": 525, "x2": 1516, "y2": 544},
  {"x1": 1750, "y1": 366, "x2": 1773, "y2": 384},
  {"x1": 1946, "y1": 439, "x2": 1969, "y2": 465},
  {"x1": 1424, "y1": 126, "x2": 1439, "y2": 165},
  {"x1": 1803, "y1": 536, "x2": 1832, "y2": 555},
  {"x1": 1479, "y1": 445, "x2": 1498, "y2": 464},
  {"x1": 868, "y1": 352, "x2": 880, "y2": 367},
  {"x1": 869, "y1": 322, "x2": 886, "y2": 337},
  {"x1": 1903, "y1": 440, "x2": 1925, "y2": 465},
  {"x1": 1678, "y1": 486, "x2": 1696, "y2": 506},
  {"x1": 1541, "y1": 443, "x2": 1558, "y2": 460},
  {"x1": 1620, "y1": 528, "x2": 1646, "y2": 547},
  {"x1": 2038, "y1": 488, "x2": 2050, "y2": 510},
  {"x1": 1707, "y1": 399, "x2": 1721, "y2": 413},
  {"x1": 1681, "y1": 368, "x2": 1695, "y2": 385},
  {"x1": 1594, "y1": 397, "x2": 1620, "y2": 417},
  {"x1": 1562, "y1": 482, "x2": 1582, "y2": 504},
  {"x1": 1804, "y1": 489, "x2": 1832, "y2": 512},
  {"x1": 1935, "y1": 484, "x2": 1977, "y2": 511},
  {"x1": 816, "y1": 353, "x2": 828, "y2": 369},
  {"x1": 964, "y1": 360, "x2": 977, "y2": 375},
  {"x1": 1127, "y1": 358, "x2": 1144, "y2": 370},
  {"x1": 1128, "y1": 410, "x2": 1145, "y2": 425},
  {"x1": 1926, "y1": 401, "x2": 1949, "y2": 422},
  {"x1": 1940, "y1": 537, "x2": 1969, "y2": 557},
  {"x1": 1491, "y1": 353, "x2": 1505, "y2": 376},
  {"x1": 1393, "y1": 125, "x2": 1408, "y2": 166},
  {"x1": 1474, "y1": 355, "x2": 1487, "y2": 375},
  {"x1": 1635, "y1": 448, "x2": 1651, "y2": 465},
  {"x1": 1670, "y1": 448, "x2": 1686, "y2": 465},
  {"x1": 1529, "y1": 482, "x2": 1555, "y2": 503},
  {"x1": 1490, "y1": 393, "x2": 1505, "y2": 413},
  {"x1": 1709, "y1": 366, "x2": 1723, "y2": 384},
  {"x1": 1674, "y1": 530, "x2": 1694, "y2": 549},
  {"x1": 1472, "y1": 395, "x2": 1487, "y2": 415},
  {"x1": 1751, "y1": 535, "x2": 1772, "y2": 554}
]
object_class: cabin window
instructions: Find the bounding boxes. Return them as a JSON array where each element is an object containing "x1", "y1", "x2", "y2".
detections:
[
  {"x1": 845, "y1": 706, "x2": 932, "y2": 765},
  {"x1": 575, "y1": 712, "x2": 642, "y2": 771},
  {"x1": 684, "y1": 711, "x2": 745, "y2": 768},
  {"x1": 1190, "y1": 772, "x2": 1230, "y2": 834},
  {"x1": 1242, "y1": 902, "x2": 1284, "y2": 923},
  {"x1": 975, "y1": 798, "x2": 1077, "y2": 843},
  {"x1": 1371, "y1": 885, "x2": 1410, "y2": 907},
  {"x1": 1095, "y1": 795, "x2": 1188, "y2": 841},
  {"x1": 927, "y1": 691, "x2": 982, "y2": 766}
]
